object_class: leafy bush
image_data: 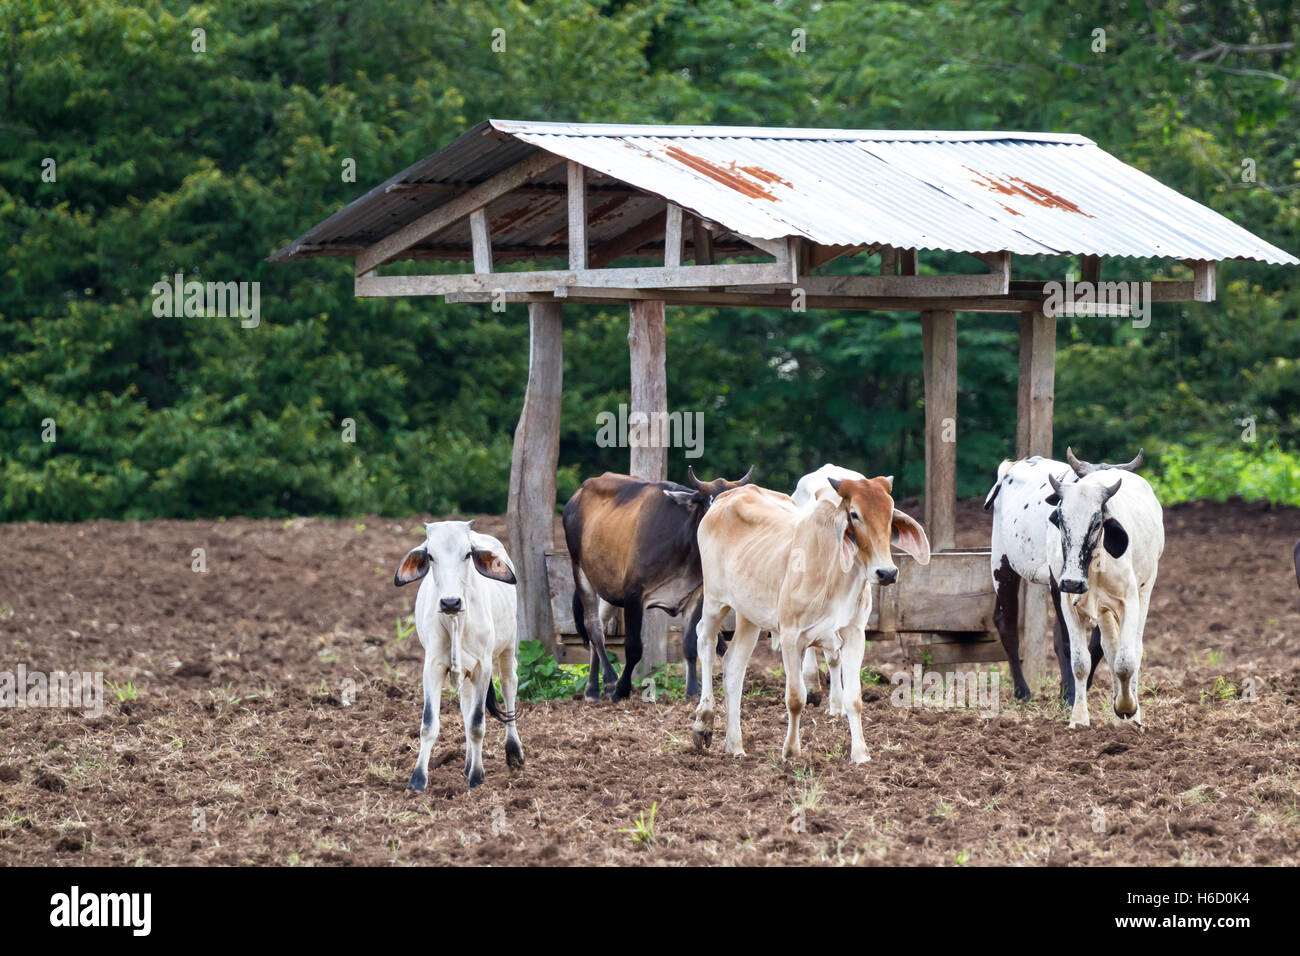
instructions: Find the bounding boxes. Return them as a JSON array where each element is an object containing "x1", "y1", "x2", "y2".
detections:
[
  {"x1": 1148, "y1": 442, "x2": 1300, "y2": 507},
  {"x1": 513, "y1": 640, "x2": 591, "y2": 701}
]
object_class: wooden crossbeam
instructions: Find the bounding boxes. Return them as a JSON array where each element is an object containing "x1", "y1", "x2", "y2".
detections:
[
  {"x1": 356, "y1": 261, "x2": 795, "y2": 297},
  {"x1": 355, "y1": 151, "x2": 564, "y2": 275},
  {"x1": 589, "y1": 211, "x2": 667, "y2": 268},
  {"x1": 797, "y1": 271, "x2": 1008, "y2": 298}
]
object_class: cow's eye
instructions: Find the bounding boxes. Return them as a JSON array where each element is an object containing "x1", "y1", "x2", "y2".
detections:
[
  {"x1": 464, "y1": 552, "x2": 472, "y2": 559},
  {"x1": 850, "y1": 511, "x2": 860, "y2": 520}
]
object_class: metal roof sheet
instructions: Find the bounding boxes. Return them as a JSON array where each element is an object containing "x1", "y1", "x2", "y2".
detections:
[{"x1": 270, "y1": 119, "x2": 1297, "y2": 267}]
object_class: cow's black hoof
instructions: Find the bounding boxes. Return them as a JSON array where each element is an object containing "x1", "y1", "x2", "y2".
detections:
[
  {"x1": 467, "y1": 768, "x2": 485, "y2": 789},
  {"x1": 806, "y1": 690, "x2": 822, "y2": 707},
  {"x1": 406, "y1": 770, "x2": 427, "y2": 793},
  {"x1": 692, "y1": 729, "x2": 712, "y2": 750},
  {"x1": 584, "y1": 690, "x2": 602, "y2": 703},
  {"x1": 505, "y1": 739, "x2": 525, "y2": 768},
  {"x1": 611, "y1": 685, "x2": 631, "y2": 703}
]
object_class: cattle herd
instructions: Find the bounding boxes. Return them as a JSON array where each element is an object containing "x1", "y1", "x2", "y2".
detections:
[{"x1": 390, "y1": 447, "x2": 1297, "y2": 792}]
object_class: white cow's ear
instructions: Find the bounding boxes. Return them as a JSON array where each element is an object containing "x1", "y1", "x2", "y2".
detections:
[
  {"x1": 1102, "y1": 518, "x2": 1129, "y2": 559},
  {"x1": 394, "y1": 547, "x2": 430, "y2": 587},
  {"x1": 890, "y1": 510, "x2": 931, "y2": 566},
  {"x1": 469, "y1": 532, "x2": 517, "y2": 584}
]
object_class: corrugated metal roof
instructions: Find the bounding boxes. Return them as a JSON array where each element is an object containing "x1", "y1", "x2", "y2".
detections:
[{"x1": 270, "y1": 119, "x2": 1298, "y2": 267}]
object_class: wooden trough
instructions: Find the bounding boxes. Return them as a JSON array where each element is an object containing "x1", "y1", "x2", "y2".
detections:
[{"x1": 544, "y1": 546, "x2": 999, "y2": 670}]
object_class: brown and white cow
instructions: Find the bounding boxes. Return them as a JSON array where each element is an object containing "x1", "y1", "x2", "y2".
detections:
[
  {"x1": 562, "y1": 466, "x2": 753, "y2": 702},
  {"x1": 692, "y1": 476, "x2": 930, "y2": 763}
]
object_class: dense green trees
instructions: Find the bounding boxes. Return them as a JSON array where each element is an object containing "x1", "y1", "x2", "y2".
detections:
[{"x1": 2, "y1": 0, "x2": 1296, "y2": 520}]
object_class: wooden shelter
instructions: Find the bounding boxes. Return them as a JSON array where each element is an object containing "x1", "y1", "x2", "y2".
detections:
[{"x1": 272, "y1": 120, "x2": 1297, "y2": 686}]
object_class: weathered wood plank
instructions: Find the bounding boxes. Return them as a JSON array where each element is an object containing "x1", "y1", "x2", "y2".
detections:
[
  {"x1": 356, "y1": 261, "x2": 794, "y2": 297},
  {"x1": 922, "y1": 309, "x2": 957, "y2": 553},
  {"x1": 798, "y1": 272, "x2": 1007, "y2": 298},
  {"x1": 589, "y1": 210, "x2": 667, "y2": 268},
  {"x1": 1016, "y1": 311, "x2": 1056, "y2": 687},
  {"x1": 507, "y1": 302, "x2": 564, "y2": 656},
  {"x1": 693, "y1": 217, "x2": 714, "y2": 265},
  {"x1": 356, "y1": 151, "x2": 564, "y2": 274},
  {"x1": 664, "y1": 204, "x2": 683, "y2": 268},
  {"x1": 469, "y1": 208, "x2": 492, "y2": 274},
  {"x1": 628, "y1": 299, "x2": 669, "y2": 671},
  {"x1": 567, "y1": 161, "x2": 587, "y2": 271}
]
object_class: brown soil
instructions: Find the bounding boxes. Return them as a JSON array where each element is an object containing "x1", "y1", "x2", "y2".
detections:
[{"x1": 0, "y1": 500, "x2": 1297, "y2": 866}]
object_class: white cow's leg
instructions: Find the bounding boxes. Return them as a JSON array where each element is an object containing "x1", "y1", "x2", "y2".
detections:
[
  {"x1": 407, "y1": 646, "x2": 448, "y2": 792},
  {"x1": 497, "y1": 646, "x2": 524, "y2": 767},
  {"x1": 722, "y1": 616, "x2": 761, "y2": 756},
  {"x1": 1126, "y1": 576, "x2": 1156, "y2": 727},
  {"x1": 461, "y1": 667, "x2": 490, "y2": 788},
  {"x1": 692, "y1": 597, "x2": 727, "y2": 749},
  {"x1": 825, "y1": 637, "x2": 846, "y2": 716},
  {"x1": 801, "y1": 647, "x2": 821, "y2": 707},
  {"x1": 838, "y1": 631, "x2": 870, "y2": 763},
  {"x1": 1060, "y1": 599, "x2": 1093, "y2": 728},
  {"x1": 781, "y1": 630, "x2": 809, "y2": 762}
]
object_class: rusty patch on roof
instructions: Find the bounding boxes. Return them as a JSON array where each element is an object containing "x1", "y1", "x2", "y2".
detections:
[
  {"x1": 965, "y1": 167, "x2": 1093, "y2": 217},
  {"x1": 663, "y1": 145, "x2": 790, "y2": 200}
]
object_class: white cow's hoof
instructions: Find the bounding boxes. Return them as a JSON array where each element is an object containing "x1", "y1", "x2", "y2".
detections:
[
  {"x1": 1068, "y1": 719, "x2": 1090, "y2": 729},
  {"x1": 851, "y1": 753, "x2": 871, "y2": 764}
]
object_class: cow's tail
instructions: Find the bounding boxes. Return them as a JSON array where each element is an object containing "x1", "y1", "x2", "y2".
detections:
[
  {"x1": 983, "y1": 459, "x2": 1015, "y2": 511},
  {"x1": 484, "y1": 681, "x2": 516, "y2": 724},
  {"x1": 572, "y1": 591, "x2": 591, "y2": 648}
]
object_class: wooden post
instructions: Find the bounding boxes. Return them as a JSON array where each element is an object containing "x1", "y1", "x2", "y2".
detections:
[
  {"x1": 628, "y1": 299, "x2": 669, "y2": 674},
  {"x1": 921, "y1": 310, "x2": 957, "y2": 553},
  {"x1": 1016, "y1": 311, "x2": 1056, "y2": 687},
  {"x1": 567, "y1": 161, "x2": 587, "y2": 271},
  {"x1": 508, "y1": 302, "x2": 564, "y2": 657}
]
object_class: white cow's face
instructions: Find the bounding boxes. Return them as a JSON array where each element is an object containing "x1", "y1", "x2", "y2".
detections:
[
  {"x1": 393, "y1": 521, "x2": 516, "y2": 615},
  {"x1": 1046, "y1": 475, "x2": 1127, "y2": 595}
]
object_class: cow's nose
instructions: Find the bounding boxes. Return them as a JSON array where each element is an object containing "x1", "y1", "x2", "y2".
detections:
[
  {"x1": 439, "y1": 597, "x2": 463, "y2": 614},
  {"x1": 876, "y1": 568, "x2": 898, "y2": 585},
  {"x1": 1058, "y1": 578, "x2": 1087, "y2": 594}
]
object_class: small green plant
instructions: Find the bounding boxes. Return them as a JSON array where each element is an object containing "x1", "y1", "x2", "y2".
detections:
[
  {"x1": 514, "y1": 640, "x2": 589, "y2": 701},
  {"x1": 620, "y1": 801, "x2": 658, "y2": 850},
  {"x1": 105, "y1": 679, "x2": 139, "y2": 703},
  {"x1": 1192, "y1": 647, "x2": 1224, "y2": 668},
  {"x1": 395, "y1": 614, "x2": 417, "y2": 643},
  {"x1": 640, "y1": 662, "x2": 688, "y2": 700},
  {"x1": 955, "y1": 849, "x2": 970, "y2": 866},
  {"x1": 1200, "y1": 675, "x2": 1237, "y2": 703},
  {"x1": 860, "y1": 665, "x2": 888, "y2": 686}
]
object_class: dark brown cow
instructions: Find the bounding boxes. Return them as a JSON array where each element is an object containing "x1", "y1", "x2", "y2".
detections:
[{"x1": 562, "y1": 466, "x2": 753, "y2": 701}]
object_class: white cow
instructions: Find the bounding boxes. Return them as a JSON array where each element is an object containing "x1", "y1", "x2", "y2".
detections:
[
  {"x1": 984, "y1": 449, "x2": 1142, "y2": 705},
  {"x1": 393, "y1": 520, "x2": 522, "y2": 790},
  {"x1": 788, "y1": 463, "x2": 880, "y2": 714},
  {"x1": 1045, "y1": 453, "x2": 1163, "y2": 728},
  {"x1": 693, "y1": 476, "x2": 930, "y2": 763}
]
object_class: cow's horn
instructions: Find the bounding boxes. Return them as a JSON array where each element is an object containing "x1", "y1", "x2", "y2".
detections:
[
  {"x1": 1117, "y1": 448, "x2": 1144, "y2": 472},
  {"x1": 735, "y1": 464, "x2": 755, "y2": 486},
  {"x1": 686, "y1": 465, "x2": 703, "y2": 489},
  {"x1": 1048, "y1": 472, "x2": 1064, "y2": 496},
  {"x1": 1066, "y1": 447, "x2": 1092, "y2": 477},
  {"x1": 1101, "y1": 477, "x2": 1123, "y2": 500}
]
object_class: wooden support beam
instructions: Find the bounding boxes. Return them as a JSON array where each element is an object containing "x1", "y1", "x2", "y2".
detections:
[
  {"x1": 1080, "y1": 254, "x2": 1100, "y2": 286},
  {"x1": 807, "y1": 243, "x2": 867, "y2": 271},
  {"x1": 508, "y1": 302, "x2": 564, "y2": 657},
  {"x1": 444, "y1": 288, "x2": 1059, "y2": 313},
  {"x1": 664, "y1": 204, "x2": 683, "y2": 268},
  {"x1": 628, "y1": 299, "x2": 670, "y2": 673},
  {"x1": 356, "y1": 151, "x2": 563, "y2": 274},
  {"x1": 355, "y1": 261, "x2": 794, "y2": 297},
  {"x1": 693, "y1": 217, "x2": 714, "y2": 265},
  {"x1": 1016, "y1": 311, "x2": 1056, "y2": 689},
  {"x1": 1192, "y1": 260, "x2": 1216, "y2": 301},
  {"x1": 921, "y1": 309, "x2": 957, "y2": 553},
  {"x1": 469, "y1": 208, "x2": 492, "y2": 274},
  {"x1": 589, "y1": 211, "x2": 667, "y2": 268},
  {"x1": 567, "y1": 161, "x2": 587, "y2": 271},
  {"x1": 797, "y1": 272, "x2": 1008, "y2": 298},
  {"x1": 880, "y1": 247, "x2": 899, "y2": 276},
  {"x1": 900, "y1": 248, "x2": 918, "y2": 275}
]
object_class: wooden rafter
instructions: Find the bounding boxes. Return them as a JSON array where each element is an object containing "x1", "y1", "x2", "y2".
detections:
[{"x1": 354, "y1": 151, "x2": 564, "y2": 275}]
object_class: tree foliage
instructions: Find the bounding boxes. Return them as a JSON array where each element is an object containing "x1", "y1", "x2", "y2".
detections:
[{"x1": 2, "y1": 0, "x2": 1296, "y2": 519}]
